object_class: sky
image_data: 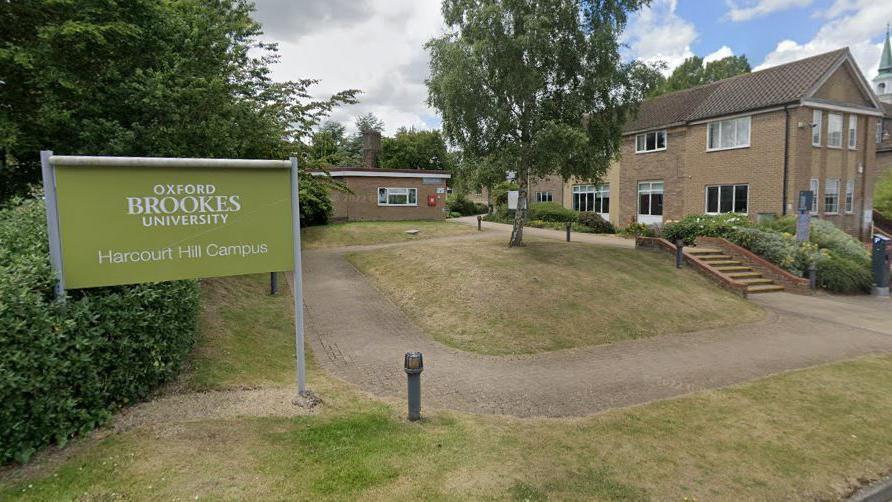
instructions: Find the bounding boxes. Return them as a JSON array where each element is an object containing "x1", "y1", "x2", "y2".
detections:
[{"x1": 252, "y1": 0, "x2": 892, "y2": 135}]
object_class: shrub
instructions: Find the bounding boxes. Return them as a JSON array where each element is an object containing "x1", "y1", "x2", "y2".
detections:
[
  {"x1": 474, "y1": 202, "x2": 490, "y2": 215},
  {"x1": 448, "y1": 211, "x2": 462, "y2": 218},
  {"x1": 491, "y1": 181, "x2": 518, "y2": 207},
  {"x1": 728, "y1": 227, "x2": 817, "y2": 276},
  {"x1": 619, "y1": 222, "x2": 654, "y2": 238},
  {"x1": 0, "y1": 198, "x2": 200, "y2": 463},
  {"x1": 815, "y1": 252, "x2": 872, "y2": 294},
  {"x1": 662, "y1": 213, "x2": 752, "y2": 245},
  {"x1": 808, "y1": 219, "x2": 869, "y2": 266},
  {"x1": 445, "y1": 194, "x2": 479, "y2": 216},
  {"x1": 529, "y1": 202, "x2": 577, "y2": 223},
  {"x1": 577, "y1": 212, "x2": 615, "y2": 233}
]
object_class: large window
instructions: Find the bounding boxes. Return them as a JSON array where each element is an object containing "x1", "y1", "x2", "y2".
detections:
[
  {"x1": 848, "y1": 116, "x2": 857, "y2": 150},
  {"x1": 812, "y1": 110, "x2": 822, "y2": 146},
  {"x1": 638, "y1": 181, "x2": 663, "y2": 216},
  {"x1": 377, "y1": 187, "x2": 417, "y2": 206},
  {"x1": 707, "y1": 116, "x2": 751, "y2": 151},
  {"x1": 824, "y1": 178, "x2": 839, "y2": 214},
  {"x1": 635, "y1": 130, "x2": 667, "y2": 153},
  {"x1": 572, "y1": 184, "x2": 609, "y2": 214},
  {"x1": 845, "y1": 179, "x2": 854, "y2": 213},
  {"x1": 810, "y1": 178, "x2": 819, "y2": 214},
  {"x1": 827, "y1": 113, "x2": 843, "y2": 148},
  {"x1": 535, "y1": 191, "x2": 553, "y2": 203},
  {"x1": 705, "y1": 184, "x2": 748, "y2": 214}
]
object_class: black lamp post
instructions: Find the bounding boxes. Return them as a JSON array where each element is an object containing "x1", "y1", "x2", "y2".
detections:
[{"x1": 404, "y1": 352, "x2": 423, "y2": 421}]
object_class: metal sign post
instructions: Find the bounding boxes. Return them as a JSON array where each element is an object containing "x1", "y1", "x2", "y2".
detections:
[
  {"x1": 796, "y1": 190, "x2": 813, "y2": 242},
  {"x1": 290, "y1": 157, "x2": 307, "y2": 396},
  {"x1": 40, "y1": 150, "x2": 65, "y2": 299}
]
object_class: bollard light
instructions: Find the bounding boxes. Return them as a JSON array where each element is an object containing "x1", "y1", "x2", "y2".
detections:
[
  {"x1": 477, "y1": 214, "x2": 482, "y2": 231},
  {"x1": 404, "y1": 351, "x2": 423, "y2": 421},
  {"x1": 675, "y1": 239, "x2": 684, "y2": 269},
  {"x1": 566, "y1": 222, "x2": 571, "y2": 242}
]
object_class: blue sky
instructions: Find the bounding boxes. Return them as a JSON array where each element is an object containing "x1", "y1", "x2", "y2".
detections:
[
  {"x1": 623, "y1": 0, "x2": 891, "y2": 77},
  {"x1": 253, "y1": 0, "x2": 892, "y2": 134}
]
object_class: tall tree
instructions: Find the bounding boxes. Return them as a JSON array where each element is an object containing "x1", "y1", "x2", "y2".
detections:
[
  {"x1": 651, "y1": 54, "x2": 751, "y2": 96},
  {"x1": 0, "y1": 0, "x2": 358, "y2": 205},
  {"x1": 427, "y1": 0, "x2": 655, "y2": 246},
  {"x1": 380, "y1": 128, "x2": 450, "y2": 170}
]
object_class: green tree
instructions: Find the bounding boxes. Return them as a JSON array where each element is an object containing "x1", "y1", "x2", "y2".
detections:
[
  {"x1": 0, "y1": 0, "x2": 358, "y2": 217},
  {"x1": 380, "y1": 128, "x2": 450, "y2": 170},
  {"x1": 308, "y1": 121, "x2": 358, "y2": 166},
  {"x1": 651, "y1": 54, "x2": 751, "y2": 96},
  {"x1": 427, "y1": 0, "x2": 655, "y2": 246},
  {"x1": 354, "y1": 112, "x2": 385, "y2": 133}
]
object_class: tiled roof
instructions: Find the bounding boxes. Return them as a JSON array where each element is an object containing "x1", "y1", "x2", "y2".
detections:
[{"x1": 625, "y1": 48, "x2": 848, "y2": 133}]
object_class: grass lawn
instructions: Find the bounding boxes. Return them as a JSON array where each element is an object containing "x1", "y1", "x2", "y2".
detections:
[
  {"x1": 4, "y1": 275, "x2": 892, "y2": 500},
  {"x1": 347, "y1": 237, "x2": 764, "y2": 355},
  {"x1": 301, "y1": 220, "x2": 476, "y2": 249}
]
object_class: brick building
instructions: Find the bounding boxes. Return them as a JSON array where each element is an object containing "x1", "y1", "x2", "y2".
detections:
[
  {"x1": 310, "y1": 130, "x2": 451, "y2": 222},
  {"x1": 614, "y1": 48, "x2": 885, "y2": 240}
]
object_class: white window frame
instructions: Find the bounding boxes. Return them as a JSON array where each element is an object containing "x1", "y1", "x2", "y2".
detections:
[
  {"x1": 845, "y1": 179, "x2": 854, "y2": 214},
  {"x1": 704, "y1": 184, "x2": 749, "y2": 215},
  {"x1": 637, "y1": 181, "x2": 664, "y2": 217},
  {"x1": 635, "y1": 130, "x2": 667, "y2": 153},
  {"x1": 377, "y1": 187, "x2": 418, "y2": 207},
  {"x1": 706, "y1": 116, "x2": 751, "y2": 151},
  {"x1": 824, "y1": 178, "x2": 839, "y2": 215},
  {"x1": 827, "y1": 113, "x2": 843, "y2": 148},
  {"x1": 572, "y1": 184, "x2": 610, "y2": 215},
  {"x1": 810, "y1": 178, "x2": 819, "y2": 214},
  {"x1": 848, "y1": 116, "x2": 857, "y2": 150},
  {"x1": 812, "y1": 109, "x2": 822, "y2": 146},
  {"x1": 535, "y1": 191, "x2": 553, "y2": 203}
]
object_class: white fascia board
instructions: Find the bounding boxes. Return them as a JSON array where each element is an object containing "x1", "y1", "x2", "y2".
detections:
[{"x1": 800, "y1": 99, "x2": 885, "y2": 117}]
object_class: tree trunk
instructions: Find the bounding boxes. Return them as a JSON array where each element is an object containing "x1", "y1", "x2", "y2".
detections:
[{"x1": 509, "y1": 175, "x2": 527, "y2": 247}]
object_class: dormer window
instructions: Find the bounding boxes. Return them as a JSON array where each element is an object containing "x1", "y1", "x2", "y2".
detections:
[{"x1": 635, "y1": 130, "x2": 667, "y2": 153}]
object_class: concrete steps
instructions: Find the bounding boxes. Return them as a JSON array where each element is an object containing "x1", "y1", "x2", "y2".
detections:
[{"x1": 686, "y1": 247, "x2": 784, "y2": 294}]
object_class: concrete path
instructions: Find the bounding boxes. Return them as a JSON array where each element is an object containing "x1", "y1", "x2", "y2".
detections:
[
  {"x1": 451, "y1": 215, "x2": 635, "y2": 248},
  {"x1": 301, "y1": 235, "x2": 892, "y2": 418}
]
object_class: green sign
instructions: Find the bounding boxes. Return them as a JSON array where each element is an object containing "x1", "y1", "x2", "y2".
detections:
[{"x1": 53, "y1": 163, "x2": 293, "y2": 289}]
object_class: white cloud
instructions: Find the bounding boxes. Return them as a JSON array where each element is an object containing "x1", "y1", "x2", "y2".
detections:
[
  {"x1": 252, "y1": 0, "x2": 444, "y2": 134},
  {"x1": 756, "y1": 0, "x2": 892, "y2": 79},
  {"x1": 622, "y1": 0, "x2": 697, "y2": 75},
  {"x1": 704, "y1": 46, "x2": 735, "y2": 63},
  {"x1": 726, "y1": 0, "x2": 813, "y2": 22}
]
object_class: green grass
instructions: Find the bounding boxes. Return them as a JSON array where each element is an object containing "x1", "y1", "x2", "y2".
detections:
[
  {"x1": 177, "y1": 274, "x2": 300, "y2": 390},
  {"x1": 347, "y1": 237, "x2": 764, "y2": 355},
  {"x1": 5, "y1": 275, "x2": 892, "y2": 500},
  {"x1": 301, "y1": 220, "x2": 475, "y2": 249}
]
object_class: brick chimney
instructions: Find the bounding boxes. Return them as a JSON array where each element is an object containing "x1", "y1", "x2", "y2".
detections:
[{"x1": 361, "y1": 130, "x2": 382, "y2": 168}]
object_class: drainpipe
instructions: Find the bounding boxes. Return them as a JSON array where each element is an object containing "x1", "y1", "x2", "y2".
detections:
[{"x1": 782, "y1": 104, "x2": 790, "y2": 216}]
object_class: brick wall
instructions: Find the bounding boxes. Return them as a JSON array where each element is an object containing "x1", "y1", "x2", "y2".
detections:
[
  {"x1": 618, "y1": 126, "x2": 687, "y2": 226},
  {"x1": 329, "y1": 176, "x2": 447, "y2": 221},
  {"x1": 528, "y1": 175, "x2": 564, "y2": 205}
]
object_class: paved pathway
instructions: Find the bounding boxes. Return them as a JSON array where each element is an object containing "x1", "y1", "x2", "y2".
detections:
[
  {"x1": 301, "y1": 234, "x2": 892, "y2": 418},
  {"x1": 451, "y1": 215, "x2": 635, "y2": 248}
]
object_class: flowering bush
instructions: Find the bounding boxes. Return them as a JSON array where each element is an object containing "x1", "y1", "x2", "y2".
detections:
[{"x1": 662, "y1": 213, "x2": 751, "y2": 245}]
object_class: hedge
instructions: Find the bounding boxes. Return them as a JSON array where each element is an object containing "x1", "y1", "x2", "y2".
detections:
[
  {"x1": 529, "y1": 202, "x2": 577, "y2": 222},
  {"x1": 0, "y1": 198, "x2": 200, "y2": 463}
]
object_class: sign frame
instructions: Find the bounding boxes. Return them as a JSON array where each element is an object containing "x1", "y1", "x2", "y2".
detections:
[{"x1": 40, "y1": 151, "x2": 309, "y2": 396}]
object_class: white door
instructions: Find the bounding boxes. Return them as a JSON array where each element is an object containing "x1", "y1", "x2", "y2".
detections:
[{"x1": 637, "y1": 181, "x2": 664, "y2": 225}]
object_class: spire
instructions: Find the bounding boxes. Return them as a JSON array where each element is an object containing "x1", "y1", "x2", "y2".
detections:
[{"x1": 880, "y1": 23, "x2": 892, "y2": 76}]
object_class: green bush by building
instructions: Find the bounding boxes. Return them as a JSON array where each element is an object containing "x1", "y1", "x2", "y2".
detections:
[{"x1": 0, "y1": 198, "x2": 200, "y2": 464}]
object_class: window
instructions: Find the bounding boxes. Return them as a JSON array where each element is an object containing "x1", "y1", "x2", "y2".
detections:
[
  {"x1": 812, "y1": 110, "x2": 822, "y2": 146},
  {"x1": 824, "y1": 179, "x2": 839, "y2": 214},
  {"x1": 572, "y1": 184, "x2": 610, "y2": 214},
  {"x1": 845, "y1": 180, "x2": 854, "y2": 213},
  {"x1": 827, "y1": 113, "x2": 843, "y2": 148},
  {"x1": 879, "y1": 121, "x2": 885, "y2": 145},
  {"x1": 535, "y1": 191, "x2": 553, "y2": 203},
  {"x1": 810, "y1": 178, "x2": 819, "y2": 214},
  {"x1": 848, "y1": 116, "x2": 857, "y2": 150},
  {"x1": 377, "y1": 187, "x2": 417, "y2": 206},
  {"x1": 637, "y1": 181, "x2": 663, "y2": 216},
  {"x1": 635, "y1": 130, "x2": 667, "y2": 153},
  {"x1": 705, "y1": 184, "x2": 748, "y2": 214},
  {"x1": 707, "y1": 116, "x2": 751, "y2": 151}
]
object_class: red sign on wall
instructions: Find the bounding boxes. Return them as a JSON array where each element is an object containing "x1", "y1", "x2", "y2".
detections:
[{"x1": 427, "y1": 194, "x2": 437, "y2": 207}]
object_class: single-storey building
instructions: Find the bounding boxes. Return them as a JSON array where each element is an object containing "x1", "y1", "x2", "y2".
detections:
[
  {"x1": 320, "y1": 167, "x2": 450, "y2": 221},
  {"x1": 310, "y1": 130, "x2": 451, "y2": 221}
]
